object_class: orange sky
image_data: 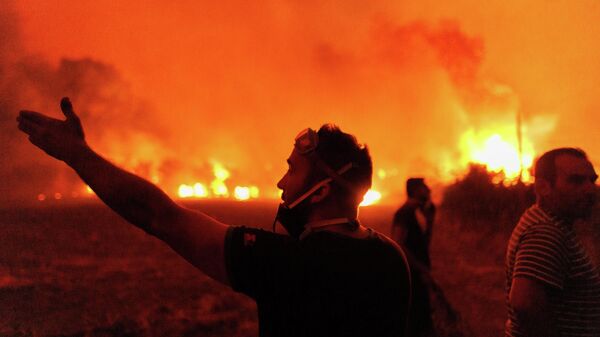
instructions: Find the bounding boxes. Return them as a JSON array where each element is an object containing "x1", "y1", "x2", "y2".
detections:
[{"x1": 3, "y1": 0, "x2": 600, "y2": 203}]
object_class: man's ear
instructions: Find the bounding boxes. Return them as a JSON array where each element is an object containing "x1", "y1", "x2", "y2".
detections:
[
  {"x1": 535, "y1": 178, "x2": 552, "y2": 197},
  {"x1": 310, "y1": 183, "x2": 331, "y2": 204}
]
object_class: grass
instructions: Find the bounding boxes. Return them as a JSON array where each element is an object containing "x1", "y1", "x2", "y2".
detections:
[{"x1": 1, "y1": 176, "x2": 598, "y2": 337}]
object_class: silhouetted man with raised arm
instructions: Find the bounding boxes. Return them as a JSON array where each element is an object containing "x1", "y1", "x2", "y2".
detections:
[
  {"x1": 506, "y1": 148, "x2": 600, "y2": 337},
  {"x1": 17, "y1": 98, "x2": 411, "y2": 337}
]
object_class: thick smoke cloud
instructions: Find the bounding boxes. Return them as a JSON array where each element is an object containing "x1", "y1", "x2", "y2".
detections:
[
  {"x1": 0, "y1": 1, "x2": 172, "y2": 205},
  {"x1": 0, "y1": 55, "x2": 169, "y2": 204},
  {"x1": 5, "y1": 1, "x2": 600, "y2": 204}
]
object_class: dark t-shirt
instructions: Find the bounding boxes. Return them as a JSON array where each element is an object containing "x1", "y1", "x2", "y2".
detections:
[
  {"x1": 393, "y1": 204, "x2": 431, "y2": 268},
  {"x1": 225, "y1": 225, "x2": 411, "y2": 337}
]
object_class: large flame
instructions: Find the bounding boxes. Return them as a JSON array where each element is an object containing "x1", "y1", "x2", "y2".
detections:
[{"x1": 460, "y1": 128, "x2": 534, "y2": 183}]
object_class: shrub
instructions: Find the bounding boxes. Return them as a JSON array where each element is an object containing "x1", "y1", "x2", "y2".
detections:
[{"x1": 441, "y1": 164, "x2": 535, "y2": 233}]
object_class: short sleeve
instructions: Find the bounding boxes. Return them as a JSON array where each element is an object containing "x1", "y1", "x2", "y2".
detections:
[
  {"x1": 513, "y1": 224, "x2": 569, "y2": 290},
  {"x1": 225, "y1": 226, "x2": 301, "y2": 299}
]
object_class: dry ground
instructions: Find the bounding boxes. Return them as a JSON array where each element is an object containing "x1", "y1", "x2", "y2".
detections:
[{"x1": 5, "y1": 199, "x2": 597, "y2": 337}]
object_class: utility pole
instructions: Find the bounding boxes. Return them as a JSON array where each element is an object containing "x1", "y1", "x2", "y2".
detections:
[{"x1": 516, "y1": 108, "x2": 524, "y2": 183}]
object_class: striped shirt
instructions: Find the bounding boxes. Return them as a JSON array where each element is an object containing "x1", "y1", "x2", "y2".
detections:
[{"x1": 505, "y1": 205, "x2": 600, "y2": 337}]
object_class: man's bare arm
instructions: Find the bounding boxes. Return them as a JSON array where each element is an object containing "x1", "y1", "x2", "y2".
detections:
[
  {"x1": 69, "y1": 147, "x2": 230, "y2": 284},
  {"x1": 509, "y1": 277, "x2": 558, "y2": 337},
  {"x1": 422, "y1": 202, "x2": 435, "y2": 245},
  {"x1": 17, "y1": 98, "x2": 229, "y2": 285}
]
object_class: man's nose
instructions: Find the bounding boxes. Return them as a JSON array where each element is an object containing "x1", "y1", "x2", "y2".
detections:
[
  {"x1": 277, "y1": 175, "x2": 285, "y2": 190},
  {"x1": 583, "y1": 179, "x2": 597, "y2": 195}
]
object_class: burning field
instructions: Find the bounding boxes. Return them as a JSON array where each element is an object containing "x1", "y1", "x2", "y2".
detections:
[{"x1": 3, "y1": 183, "x2": 598, "y2": 337}]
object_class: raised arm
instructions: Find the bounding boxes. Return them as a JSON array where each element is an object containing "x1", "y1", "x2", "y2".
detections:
[{"x1": 17, "y1": 97, "x2": 230, "y2": 285}]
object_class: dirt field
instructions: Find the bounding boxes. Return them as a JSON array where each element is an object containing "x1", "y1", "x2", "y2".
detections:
[{"x1": 0, "y1": 200, "x2": 533, "y2": 336}]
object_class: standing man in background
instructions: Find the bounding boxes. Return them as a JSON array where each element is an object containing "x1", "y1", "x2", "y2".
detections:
[
  {"x1": 392, "y1": 177, "x2": 435, "y2": 337},
  {"x1": 506, "y1": 148, "x2": 600, "y2": 337}
]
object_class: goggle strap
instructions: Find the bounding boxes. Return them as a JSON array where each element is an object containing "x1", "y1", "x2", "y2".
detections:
[{"x1": 315, "y1": 160, "x2": 355, "y2": 191}]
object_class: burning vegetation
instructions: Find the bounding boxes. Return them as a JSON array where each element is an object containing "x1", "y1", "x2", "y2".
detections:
[{"x1": 2, "y1": 1, "x2": 599, "y2": 208}]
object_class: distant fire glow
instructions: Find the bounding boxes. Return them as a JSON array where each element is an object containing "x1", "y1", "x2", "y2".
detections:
[
  {"x1": 233, "y1": 186, "x2": 260, "y2": 201},
  {"x1": 360, "y1": 190, "x2": 382, "y2": 207},
  {"x1": 178, "y1": 183, "x2": 208, "y2": 198},
  {"x1": 459, "y1": 127, "x2": 535, "y2": 183},
  {"x1": 177, "y1": 163, "x2": 261, "y2": 201},
  {"x1": 211, "y1": 163, "x2": 230, "y2": 197}
]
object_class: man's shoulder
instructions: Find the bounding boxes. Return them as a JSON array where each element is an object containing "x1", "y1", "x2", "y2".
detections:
[
  {"x1": 309, "y1": 229, "x2": 409, "y2": 263},
  {"x1": 227, "y1": 225, "x2": 409, "y2": 265},
  {"x1": 396, "y1": 202, "x2": 416, "y2": 213},
  {"x1": 514, "y1": 206, "x2": 565, "y2": 234},
  {"x1": 510, "y1": 208, "x2": 572, "y2": 265},
  {"x1": 363, "y1": 229, "x2": 410, "y2": 269},
  {"x1": 393, "y1": 203, "x2": 416, "y2": 221},
  {"x1": 368, "y1": 228, "x2": 404, "y2": 249}
]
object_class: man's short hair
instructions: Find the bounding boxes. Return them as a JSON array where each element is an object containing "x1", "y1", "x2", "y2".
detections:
[
  {"x1": 312, "y1": 124, "x2": 373, "y2": 206},
  {"x1": 406, "y1": 178, "x2": 426, "y2": 198},
  {"x1": 534, "y1": 147, "x2": 588, "y2": 185}
]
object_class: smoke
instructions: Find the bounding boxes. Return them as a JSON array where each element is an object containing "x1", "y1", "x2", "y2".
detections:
[
  {"x1": 4, "y1": 1, "x2": 599, "y2": 204},
  {"x1": 0, "y1": 2, "x2": 172, "y2": 205},
  {"x1": 0, "y1": 56, "x2": 169, "y2": 204}
]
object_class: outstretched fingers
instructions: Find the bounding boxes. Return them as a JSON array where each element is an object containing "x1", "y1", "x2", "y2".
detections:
[
  {"x1": 60, "y1": 97, "x2": 85, "y2": 138},
  {"x1": 17, "y1": 115, "x2": 43, "y2": 137},
  {"x1": 27, "y1": 135, "x2": 45, "y2": 148},
  {"x1": 60, "y1": 97, "x2": 78, "y2": 120},
  {"x1": 19, "y1": 110, "x2": 58, "y2": 125}
]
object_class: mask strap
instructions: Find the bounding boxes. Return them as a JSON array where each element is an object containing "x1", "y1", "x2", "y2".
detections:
[
  {"x1": 299, "y1": 218, "x2": 356, "y2": 240},
  {"x1": 287, "y1": 177, "x2": 332, "y2": 209},
  {"x1": 287, "y1": 163, "x2": 353, "y2": 209}
]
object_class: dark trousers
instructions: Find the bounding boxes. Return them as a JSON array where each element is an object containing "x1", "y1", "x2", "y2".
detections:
[{"x1": 408, "y1": 271, "x2": 434, "y2": 337}]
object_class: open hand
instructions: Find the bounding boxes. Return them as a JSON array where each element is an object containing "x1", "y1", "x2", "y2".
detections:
[{"x1": 17, "y1": 97, "x2": 87, "y2": 163}]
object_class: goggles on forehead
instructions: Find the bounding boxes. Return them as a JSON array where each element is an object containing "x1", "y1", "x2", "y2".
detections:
[
  {"x1": 293, "y1": 127, "x2": 355, "y2": 192},
  {"x1": 294, "y1": 128, "x2": 319, "y2": 155}
]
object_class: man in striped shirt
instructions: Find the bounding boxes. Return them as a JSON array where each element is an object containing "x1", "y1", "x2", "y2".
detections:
[{"x1": 506, "y1": 148, "x2": 600, "y2": 337}]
